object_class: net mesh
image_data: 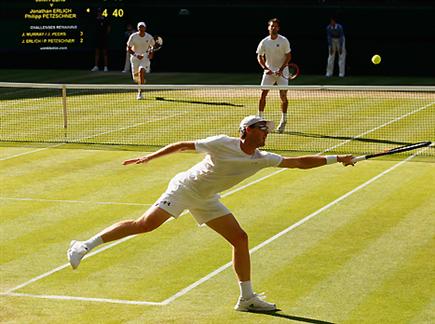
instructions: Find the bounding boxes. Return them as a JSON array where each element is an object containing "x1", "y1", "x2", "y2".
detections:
[{"x1": 1, "y1": 83, "x2": 434, "y2": 159}]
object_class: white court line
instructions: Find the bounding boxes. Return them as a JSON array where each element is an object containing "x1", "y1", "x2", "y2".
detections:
[
  {"x1": 69, "y1": 112, "x2": 187, "y2": 143},
  {"x1": 1, "y1": 102, "x2": 432, "y2": 304},
  {"x1": 0, "y1": 143, "x2": 63, "y2": 161},
  {"x1": 3, "y1": 235, "x2": 139, "y2": 294},
  {"x1": 2, "y1": 292, "x2": 162, "y2": 306},
  {"x1": 0, "y1": 112, "x2": 187, "y2": 161},
  {"x1": 0, "y1": 197, "x2": 151, "y2": 207},
  {"x1": 324, "y1": 101, "x2": 434, "y2": 153}
]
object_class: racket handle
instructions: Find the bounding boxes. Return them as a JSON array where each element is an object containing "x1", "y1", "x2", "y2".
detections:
[{"x1": 351, "y1": 156, "x2": 366, "y2": 163}]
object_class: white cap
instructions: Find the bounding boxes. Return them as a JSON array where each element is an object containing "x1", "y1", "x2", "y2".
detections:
[
  {"x1": 137, "y1": 22, "x2": 146, "y2": 29},
  {"x1": 239, "y1": 115, "x2": 275, "y2": 131}
]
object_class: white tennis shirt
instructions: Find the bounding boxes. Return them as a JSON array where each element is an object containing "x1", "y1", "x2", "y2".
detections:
[
  {"x1": 170, "y1": 135, "x2": 283, "y2": 198},
  {"x1": 256, "y1": 35, "x2": 291, "y2": 71},
  {"x1": 127, "y1": 32, "x2": 155, "y2": 55}
]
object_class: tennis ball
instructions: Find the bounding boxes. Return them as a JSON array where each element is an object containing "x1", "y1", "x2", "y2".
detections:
[{"x1": 371, "y1": 54, "x2": 381, "y2": 65}]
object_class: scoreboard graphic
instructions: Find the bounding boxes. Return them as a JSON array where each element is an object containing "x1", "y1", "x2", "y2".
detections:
[{"x1": 3, "y1": 0, "x2": 126, "y2": 53}]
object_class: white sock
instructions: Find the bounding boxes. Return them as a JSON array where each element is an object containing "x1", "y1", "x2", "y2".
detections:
[
  {"x1": 281, "y1": 112, "x2": 287, "y2": 122},
  {"x1": 83, "y1": 235, "x2": 103, "y2": 251},
  {"x1": 258, "y1": 111, "x2": 264, "y2": 118},
  {"x1": 239, "y1": 281, "x2": 254, "y2": 299}
]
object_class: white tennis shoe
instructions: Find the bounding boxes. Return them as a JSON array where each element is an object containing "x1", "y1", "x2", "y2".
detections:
[
  {"x1": 67, "y1": 240, "x2": 88, "y2": 269},
  {"x1": 234, "y1": 293, "x2": 276, "y2": 312},
  {"x1": 137, "y1": 92, "x2": 144, "y2": 100},
  {"x1": 276, "y1": 120, "x2": 287, "y2": 133},
  {"x1": 90, "y1": 66, "x2": 99, "y2": 72}
]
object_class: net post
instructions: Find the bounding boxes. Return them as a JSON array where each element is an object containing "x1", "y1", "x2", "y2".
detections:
[{"x1": 62, "y1": 84, "x2": 67, "y2": 142}]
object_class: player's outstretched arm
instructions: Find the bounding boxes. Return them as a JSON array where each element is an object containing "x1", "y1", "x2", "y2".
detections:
[
  {"x1": 123, "y1": 141, "x2": 196, "y2": 165},
  {"x1": 278, "y1": 155, "x2": 354, "y2": 169}
]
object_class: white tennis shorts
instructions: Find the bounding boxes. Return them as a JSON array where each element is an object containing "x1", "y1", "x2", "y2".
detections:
[
  {"x1": 130, "y1": 56, "x2": 150, "y2": 81},
  {"x1": 154, "y1": 184, "x2": 231, "y2": 225},
  {"x1": 260, "y1": 71, "x2": 289, "y2": 86}
]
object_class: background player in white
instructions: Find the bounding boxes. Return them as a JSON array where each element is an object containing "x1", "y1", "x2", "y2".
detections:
[
  {"x1": 256, "y1": 18, "x2": 292, "y2": 133},
  {"x1": 68, "y1": 115, "x2": 354, "y2": 312},
  {"x1": 127, "y1": 21, "x2": 155, "y2": 100}
]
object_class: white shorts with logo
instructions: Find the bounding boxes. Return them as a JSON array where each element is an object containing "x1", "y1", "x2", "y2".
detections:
[
  {"x1": 130, "y1": 56, "x2": 150, "y2": 81},
  {"x1": 154, "y1": 182, "x2": 231, "y2": 225}
]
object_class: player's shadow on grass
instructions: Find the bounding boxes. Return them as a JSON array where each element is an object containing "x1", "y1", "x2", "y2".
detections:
[
  {"x1": 250, "y1": 309, "x2": 335, "y2": 323},
  {"x1": 282, "y1": 131, "x2": 410, "y2": 146},
  {"x1": 154, "y1": 96, "x2": 244, "y2": 107}
]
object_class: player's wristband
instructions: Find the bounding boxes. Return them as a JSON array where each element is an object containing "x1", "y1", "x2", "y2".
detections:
[{"x1": 325, "y1": 155, "x2": 338, "y2": 164}]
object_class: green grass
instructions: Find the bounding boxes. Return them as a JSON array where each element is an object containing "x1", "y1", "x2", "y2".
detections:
[{"x1": 1, "y1": 143, "x2": 434, "y2": 323}]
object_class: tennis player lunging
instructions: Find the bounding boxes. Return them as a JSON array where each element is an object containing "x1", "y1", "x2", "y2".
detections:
[
  {"x1": 68, "y1": 115, "x2": 354, "y2": 312},
  {"x1": 126, "y1": 21, "x2": 155, "y2": 100},
  {"x1": 257, "y1": 18, "x2": 292, "y2": 133}
]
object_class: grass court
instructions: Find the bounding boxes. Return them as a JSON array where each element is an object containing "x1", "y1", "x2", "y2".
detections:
[{"x1": 0, "y1": 71, "x2": 434, "y2": 323}]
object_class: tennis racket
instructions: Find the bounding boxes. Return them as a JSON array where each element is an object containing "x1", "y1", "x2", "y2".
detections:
[
  {"x1": 278, "y1": 63, "x2": 300, "y2": 80},
  {"x1": 351, "y1": 141, "x2": 432, "y2": 163},
  {"x1": 152, "y1": 35, "x2": 163, "y2": 52}
]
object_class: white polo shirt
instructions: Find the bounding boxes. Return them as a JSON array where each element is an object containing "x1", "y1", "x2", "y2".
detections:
[
  {"x1": 170, "y1": 135, "x2": 283, "y2": 198},
  {"x1": 256, "y1": 35, "x2": 291, "y2": 72},
  {"x1": 127, "y1": 32, "x2": 155, "y2": 55}
]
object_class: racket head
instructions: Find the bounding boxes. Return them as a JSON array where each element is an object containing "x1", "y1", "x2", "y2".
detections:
[
  {"x1": 367, "y1": 141, "x2": 432, "y2": 159},
  {"x1": 153, "y1": 36, "x2": 163, "y2": 52},
  {"x1": 282, "y1": 63, "x2": 300, "y2": 80},
  {"x1": 384, "y1": 141, "x2": 432, "y2": 155}
]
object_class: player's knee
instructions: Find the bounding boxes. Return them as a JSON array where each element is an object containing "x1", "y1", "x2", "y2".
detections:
[
  {"x1": 233, "y1": 229, "x2": 249, "y2": 247},
  {"x1": 240, "y1": 230, "x2": 248, "y2": 243}
]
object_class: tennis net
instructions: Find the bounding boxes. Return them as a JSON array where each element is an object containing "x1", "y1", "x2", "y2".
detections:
[{"x1": 1, "y1": 82, "x2": 434, "y2": 159}]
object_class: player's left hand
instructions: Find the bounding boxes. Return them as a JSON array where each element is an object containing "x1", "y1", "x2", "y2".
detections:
[{"x1": 123, "y1": 157, "x2": 149, "y2": 165}]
